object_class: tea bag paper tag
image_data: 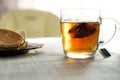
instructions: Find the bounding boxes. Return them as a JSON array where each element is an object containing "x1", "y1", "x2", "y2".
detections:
[{"x1": 99, "y1": 48, "x2": 111, "y2": 58}]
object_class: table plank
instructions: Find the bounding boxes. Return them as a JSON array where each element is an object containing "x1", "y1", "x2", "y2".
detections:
[
  {"x1": 0, "y1": 52, "x2": 120, "y2": 80},
  {"x1": 0, "y1": 37, "x2": 120, "y2": 80}
]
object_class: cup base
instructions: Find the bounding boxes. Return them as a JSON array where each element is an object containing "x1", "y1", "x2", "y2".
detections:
[{"x1": 65, "y1": 52, "x2": 95, "y2": 59}]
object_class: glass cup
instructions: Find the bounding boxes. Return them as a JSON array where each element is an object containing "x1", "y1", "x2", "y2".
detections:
[{"x1": 60, "y1": 8, "x2": 118, "y2": 59}]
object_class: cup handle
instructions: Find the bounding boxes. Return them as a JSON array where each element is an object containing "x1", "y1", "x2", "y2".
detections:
[
  {"x1": 99, "y1": 17, "x2": 120, "y2": 45},
  {"x1": 98, "y1": 18, "x2": 120, "y2": 58}
]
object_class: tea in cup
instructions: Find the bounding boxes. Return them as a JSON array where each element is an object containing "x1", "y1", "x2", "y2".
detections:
[{"x1": 60, "y1": 8, "x2": 117, "y2": 59}]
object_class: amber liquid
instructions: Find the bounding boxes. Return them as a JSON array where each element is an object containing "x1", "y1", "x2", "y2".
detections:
[{"x1": 61, "y1": 22, "x2": 100, "y2": 54}]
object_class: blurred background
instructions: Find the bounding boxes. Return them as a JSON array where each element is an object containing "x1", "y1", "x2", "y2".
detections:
[
  {"x1": 0, "y1": 0, "x2": 120, "y2": 19},
  {"x1": 0, "y1": 0, "x2": 120, "y2": 53}
]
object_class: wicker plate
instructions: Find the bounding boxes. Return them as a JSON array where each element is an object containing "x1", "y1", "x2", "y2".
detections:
[{"x1": 0, "y1": 43, "x2": 43, "y2": 56}]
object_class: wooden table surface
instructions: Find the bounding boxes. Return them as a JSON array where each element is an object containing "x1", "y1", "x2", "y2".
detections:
[{"x1": 0, "y1": 37, "x2": 120, "y2": 80}]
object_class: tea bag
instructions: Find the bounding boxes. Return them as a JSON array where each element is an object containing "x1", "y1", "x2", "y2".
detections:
[{"x1": 68, "y1": 23, "x2": 96, "y2": 38}]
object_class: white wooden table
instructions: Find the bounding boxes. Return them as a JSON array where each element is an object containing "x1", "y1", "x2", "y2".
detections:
[{"x1": 0, "y1": 37, "x2": 120, "y2": 80}]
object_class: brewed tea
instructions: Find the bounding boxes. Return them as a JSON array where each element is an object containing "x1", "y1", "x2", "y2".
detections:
[{"x1": 61, "y1": 22, "x2": 100, "y2": 54}]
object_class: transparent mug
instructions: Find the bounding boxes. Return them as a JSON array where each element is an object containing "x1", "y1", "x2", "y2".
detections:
[{"x1": 60, "y1": 8, "x2": 118, "y2": 59}]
